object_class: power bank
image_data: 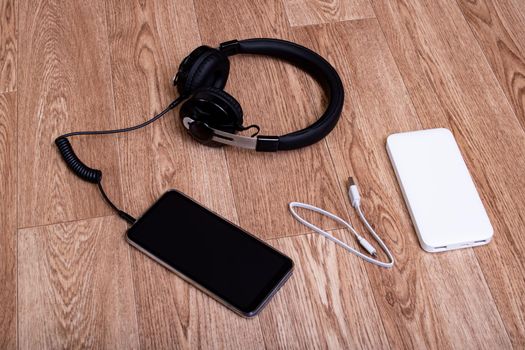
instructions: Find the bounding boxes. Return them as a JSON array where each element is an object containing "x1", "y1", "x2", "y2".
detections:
[{"x1": 386, "y1": 128, "x2": 493, "y2": 252}]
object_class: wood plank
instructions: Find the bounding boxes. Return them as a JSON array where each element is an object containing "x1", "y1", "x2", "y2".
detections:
[
  {"x1": 293, "y1": 19, "x2": 512, "y2": 349},
  {"x1": 282, "y1": 0, "x2": 375, "y2": 26},
  {"x1": 261, "y1": 231, "x2": 390, "y2": 349},
  {"x1": 18, "y1": 215, "x2": 139, "y2": 349},
  {"x1": 457, "y1": 0, "x2": 525, "y2": 131},
  {"x1": 0, "y1": 0, "x2": 16, "y2": 92},
  {"x1": 0, "y1": 92, "x2": 16, "y2": 349},
  {"x1": 371, "y1": 0, "x2": 525, "y2": 347},
  {"x1": 17, "y1": 0, "x2": 122, "y2": 228},
  {"x1": 499, "y1": 0, "x2": 525, "y2": 45},
  {"x1": 194, "y1": 0, "x2": 349, "y2": 240},
  {"x1": 104, "y1": 1, "x2": 266, "y2": 348}
]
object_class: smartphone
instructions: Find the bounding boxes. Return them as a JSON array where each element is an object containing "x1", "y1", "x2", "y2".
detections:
[{"x1": 126, "y1": 190, "x2": 294, "y2": 317}]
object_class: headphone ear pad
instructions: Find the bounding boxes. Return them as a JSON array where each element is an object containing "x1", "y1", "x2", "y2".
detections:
[
  {"x1": 175, "y1": 46, "x2": 230, "y2": 96},
  {"x1": 203, "y1": 87, "x2": 243, "y2": 128},
  {"x1": 180, "y1": 87, "x2": 244, "y2": 141}
]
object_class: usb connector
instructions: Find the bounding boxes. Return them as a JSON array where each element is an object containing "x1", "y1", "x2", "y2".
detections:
[
  {"x1": 348, "y1": 177, "x2": 361, "y2": 208},
  {"x1": 358, "y1": 236, "x2": 377, "y2": 256},
  {"x1": 349, "y1": 177, "x2": 376, "y2": 257}
]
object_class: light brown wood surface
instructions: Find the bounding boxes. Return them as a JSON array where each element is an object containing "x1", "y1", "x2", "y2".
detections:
[
  {"x1": 18, "y1": 216, "x2": 139, "y2": 349},
  {"x1": 17, "y1": 0, "x2": 122, "y2": 228},
  {"x1": 261, "y1": 231, "x2": 390, "y2": 349},
  {"x1": 0, "y1": 92, "x2": 16, "y2": 349},
  {"x1": 283, "y1": 0, "x2": 375, "y2": 26},
  {"x1": 457, "y1": 0, "x2": 525, "y2": 131},
  {"x1": 0, "y1": 0, "x2": 15, "y2": 92},
  {"x1": 3, "y1": 0, "x2": 525, "y2": 348}
]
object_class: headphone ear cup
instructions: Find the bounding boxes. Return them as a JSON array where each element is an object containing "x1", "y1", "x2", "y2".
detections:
[
  {"x1": 175, "y1": 46, "x2": 230, "y2": 96},
  {"x1": 204, "y1": 87, "x2": 243, "y2": 128},
  {"x1": 180, "y1": 87, "x2": 244, "y2": 146}
]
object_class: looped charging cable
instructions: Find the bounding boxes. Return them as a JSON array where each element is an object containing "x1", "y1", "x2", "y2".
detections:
[{"x1": 289, "y1": 177, "x2": 394, "y2": 268}]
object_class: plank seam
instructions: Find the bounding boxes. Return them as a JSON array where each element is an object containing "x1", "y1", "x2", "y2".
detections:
[
  {"x1": 17, "y1": 213, "x2": 118, "y2": 232},
  {"x1": 287, "y1": 15, "x2": 377, "y2": 29},
  {"x1": 13, "y1": 1, "x2": 19, "y2": 348}
]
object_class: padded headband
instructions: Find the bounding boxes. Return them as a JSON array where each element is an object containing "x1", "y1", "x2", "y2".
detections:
[{"x1": 219, "y1": 39, "x2": 344, "y2": 151}]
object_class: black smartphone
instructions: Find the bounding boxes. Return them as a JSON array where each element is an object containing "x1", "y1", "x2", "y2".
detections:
[{"x1": 126, "y1": 190, "x2": 294, "y2": 317}]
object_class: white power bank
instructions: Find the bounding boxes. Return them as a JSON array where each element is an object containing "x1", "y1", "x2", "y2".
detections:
[{"x1": 386, "y1": 128, "x2": 493, "y2": 252}]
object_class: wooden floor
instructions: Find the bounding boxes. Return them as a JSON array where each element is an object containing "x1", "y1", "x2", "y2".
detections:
[{"x1": 1, "y1": 0, "x2": 525, "y2": 348}]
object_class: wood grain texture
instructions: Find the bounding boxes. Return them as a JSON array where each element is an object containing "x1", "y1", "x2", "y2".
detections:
[
  {"x1": 104, "y1": 1, "x2": 266, "y2": 348},
  {"x1": 293, "y1": 19, "x2": 512, "y2": 349},
  {"x1": 9, "y1": 0, "x2": 525, "y2": 348},
  {"x1": 261, "y1": 231, "x2": 390, "y2": 349},
  {"x1": 0, "y1": 0, "x2": 16, "y2": 92},
  {"x1": 371, "y1": 0, "x2": 525, "y2": 347},
  {"x1": 194, "y1": 0, "x2": 349, "y2": 240},
  {"x1": 283, "y1": 0, "x2": 375, "y2": 26},
  {"x1": 17, "y1": 0, "x2": 122, "y2": 228},
  {"x1": 457, "y1": 0, "x2": 525, "y2": 132},
  {"x1": 18, "y1": 215, "x2": 139, "y2": 349},
  {"x1": 0, "y1": 92, "x2": 16, "y2": 349}
]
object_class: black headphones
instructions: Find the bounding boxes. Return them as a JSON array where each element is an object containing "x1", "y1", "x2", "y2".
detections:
[
  {"x1": 54, "y1": 38, "x2": 344, "y2": 222},
  {"x1": 175, "y1": 38, "x2": 344, "y2": 152}
]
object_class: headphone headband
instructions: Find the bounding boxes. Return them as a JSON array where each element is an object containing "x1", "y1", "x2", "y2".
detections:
[{"x1": 218, "y1": 39, "x2": 344, "y2": 151}]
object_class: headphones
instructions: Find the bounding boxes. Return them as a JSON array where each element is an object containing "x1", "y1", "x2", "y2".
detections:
[
  {"x1": 54, "y1": 38, "x2": 344, "y2": 223},
  {"x1": 175, "y1": 38, "x2": 344, "y2": 152}
]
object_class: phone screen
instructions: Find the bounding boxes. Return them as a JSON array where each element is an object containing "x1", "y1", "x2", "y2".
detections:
[{"x1": 126, "y1": 190, "x2": 293, "y2": 316}]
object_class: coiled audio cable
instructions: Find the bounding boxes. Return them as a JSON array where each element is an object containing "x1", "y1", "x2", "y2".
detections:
[
  {"x1": 55, "y1": 137, "x2": 103, "y2": 183},
  {"x1": 55, "y1": 97, "x2": 184, "y2": 224}
]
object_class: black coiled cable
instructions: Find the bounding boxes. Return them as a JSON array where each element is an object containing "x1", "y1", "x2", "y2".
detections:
[
  {"x1": 54, "y1": 97, "x2": 183, "y2": 224},
  {"x1": 55, "y1": 137, "x2": 102, "y2": 183}
]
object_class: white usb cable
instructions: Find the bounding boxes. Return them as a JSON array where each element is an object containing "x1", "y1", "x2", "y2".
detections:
[{"x1": 289, "y1": 177, "x2": 394, "y2": 268}]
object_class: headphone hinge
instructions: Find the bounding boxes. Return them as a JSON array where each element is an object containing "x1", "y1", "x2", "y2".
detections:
[{"x1": 219, "y1": 40, "x2": 240, "y2": 55}]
